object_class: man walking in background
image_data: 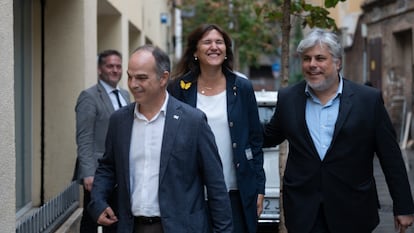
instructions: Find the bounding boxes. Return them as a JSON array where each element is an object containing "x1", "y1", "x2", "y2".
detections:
[{"x1": 73, "y1": 49, "x2": 130, "y2": 233}]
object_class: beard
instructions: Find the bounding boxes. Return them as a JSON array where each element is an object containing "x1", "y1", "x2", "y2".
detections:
[{"x1": 306, "y1": 74, "x2": 338, "y2": 92}]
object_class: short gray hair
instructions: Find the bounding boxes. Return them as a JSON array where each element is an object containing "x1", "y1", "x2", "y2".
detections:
[{"x1": 297, "y1": 28, "x2": 342, "y2": 60}]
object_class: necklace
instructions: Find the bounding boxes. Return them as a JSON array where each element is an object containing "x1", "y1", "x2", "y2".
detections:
[{"x1": 200, "y1": 86, "x2": 213, "y2": 94}]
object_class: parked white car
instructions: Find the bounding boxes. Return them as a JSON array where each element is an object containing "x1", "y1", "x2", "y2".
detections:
[{"x1": 255, "y1": 90, "x2": 280, "y2": 224}]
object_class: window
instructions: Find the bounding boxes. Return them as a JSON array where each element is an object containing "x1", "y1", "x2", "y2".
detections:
[{"x1": 14, "y1": 0, "x2": 32, "y2": 216}]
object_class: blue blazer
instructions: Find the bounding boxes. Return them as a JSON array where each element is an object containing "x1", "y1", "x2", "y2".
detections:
[
  {"x1": 88, "y1": 96, "x2": 233, "y2": 233},
  {"x1": 264, "y1": 79, "x2": 414, "y2": 233},
  {"x1": 168, "y1": 69, "x2": 265, "y2": 233}
]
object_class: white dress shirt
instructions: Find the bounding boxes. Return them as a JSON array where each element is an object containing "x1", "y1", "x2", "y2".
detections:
[
  {"x1": 129, "y1": 93, "x2": 168, "y2": 217},
  {"x1": 99, "y1": 80, "x2": 127, "y2": 110}
]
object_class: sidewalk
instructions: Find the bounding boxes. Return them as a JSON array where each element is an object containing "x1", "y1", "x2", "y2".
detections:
[{"x1": 373, "y1": 149, "x2": 414, "y2": 233}]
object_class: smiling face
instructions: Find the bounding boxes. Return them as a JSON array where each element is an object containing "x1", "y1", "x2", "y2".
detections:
[
  {"x1": 127, "y1": 50, "x2": 168, "y2": 107},
  {"x1": 194, "y1": 29, "x2": 227, "y2": 69},
  {"x1": 301, "y1": 43, "x2": 341, "y2": 94},
  {"x1": 98, "y1": 54, "x2": 122, "y2": 88}
]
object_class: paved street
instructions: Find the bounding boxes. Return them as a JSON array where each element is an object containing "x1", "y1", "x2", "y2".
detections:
[{"x1": 373, "y1": 149, "x2": 414, "y2": 233}]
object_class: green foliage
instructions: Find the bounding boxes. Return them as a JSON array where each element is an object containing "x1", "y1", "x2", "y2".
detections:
[
  {"x1": 179, "y1": 0, "x2": 281, "y2": 69},
  {"x1": 178, "y1": 0, "x2": 346, "y2": 70},
  {"x1": 269, "y1": 0, "x2": 344, "y2": 31},
  {"x1": 325, "y1": 0, "x2": 347, "y2": 8}
]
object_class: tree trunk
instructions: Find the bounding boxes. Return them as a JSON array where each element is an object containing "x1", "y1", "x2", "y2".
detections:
[
  {"x1": 279, "y1": 0, "x2": 291, "y2": 232},
  {"x1": 278, "y1": 142, "x2": 288, "y2": 233}
]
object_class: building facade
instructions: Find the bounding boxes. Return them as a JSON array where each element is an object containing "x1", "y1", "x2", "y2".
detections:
[
  {"x1": 344, "y1": 0, "x2": 414, "y2": 141},
  {"x1": 2, "y1": 0, "x2": 173, "y2": 231},
  {"x1": 310, "y1": 0, "x2": 414, "y2": 141}
]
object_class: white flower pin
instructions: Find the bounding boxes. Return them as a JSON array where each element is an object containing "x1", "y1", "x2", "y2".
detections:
[{"x1": 173, "y1": 115, "x2": 179, "y2": 120}]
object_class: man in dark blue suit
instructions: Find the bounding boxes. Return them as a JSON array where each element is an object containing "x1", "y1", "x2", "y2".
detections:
[
  {"x1": 88, "y1": 44, "x2": 233, "y2": 233},
  {"x1": 264, "y1": 28, "x2": 414, "y2": 233}
]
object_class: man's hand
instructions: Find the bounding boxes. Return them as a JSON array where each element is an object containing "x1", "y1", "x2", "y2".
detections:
[
  {"x1": 83, "y1": 176, "x2": 94, "y2": 192},
  {"x1": 257, "y1": 194, "x2": 264, "y2": 217},
  {"x1": 97, "y1": 207, "x2": 118, "y2": 226},
  {"x1": 394, "y1": 214, "x2": 414, "y2": 233}
]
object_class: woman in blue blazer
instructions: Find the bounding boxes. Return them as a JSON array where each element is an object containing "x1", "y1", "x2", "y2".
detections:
[{"x1": 168, "y1": 24, "x2": 265, "y2": 233}]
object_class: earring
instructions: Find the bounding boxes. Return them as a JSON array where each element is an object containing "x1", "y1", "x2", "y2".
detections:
[
  {"x1": 194, "y1": 57, "x2": 198, "y2": 61},
  {"x1": 224, "y1": 56, "x2": 227, "y2": 60}
]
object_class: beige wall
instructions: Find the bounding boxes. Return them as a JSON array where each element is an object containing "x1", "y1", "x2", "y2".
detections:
[
  {"x1": 83, "y1": 0, "x2": 100, "y2": 88},
  {"x1": 4, "y1": 0, "x2": 173, "y2": 230},
  {"x1": 129, "y1": 24, "x2": 142, "y2": 53},
  {"x1": 110, "y1": 0, "x2": 171, "y2": 49},
  {"x1": 97, "y1": 0, "x2": 171, "y2": 94},
  {"x1": 0, "y1": 0, "x2": 16, "y2": 232},
  {"x1": 98, "y1": 16, "x2": 123, "y2": 52},
  {"x1": 38, "y1": 0, "x2": 172, "y2": 200},
  {"x1": 38, "y1": 0, "x2": 171, "y2": 199},
  {"x1": 42, "y1": 0, "x2": 97, "y2": 200}
]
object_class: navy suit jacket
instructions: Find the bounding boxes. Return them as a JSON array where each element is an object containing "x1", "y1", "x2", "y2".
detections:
[
  {"x1": 88, "y1": 95, "x2": 233, "y2": 233},
  {"x1": 264, "y1": 79, "x2": 414, "y2": 233},
  {"x1": 168, "y1": 69, "x2": 265, "y2": 233}
]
